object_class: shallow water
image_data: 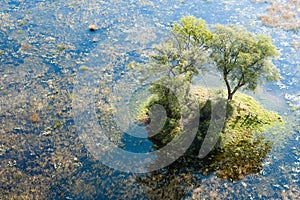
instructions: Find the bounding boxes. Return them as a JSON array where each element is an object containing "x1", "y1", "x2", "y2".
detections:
[{"x1": 0, "y1": 0, "x2": 299, "y2": 199}]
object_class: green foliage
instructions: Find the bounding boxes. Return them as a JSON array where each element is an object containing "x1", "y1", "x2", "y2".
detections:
[
  {"x1": 145, "y1": 16, "x2": 212, "y2": 83},
  {"x1": 221, "y1": 92, "x2": 284, "y2": 143},
  {"x1": 136, "y1": 17, "x2": 213, "y2": 147},
  {"x1": 136, "y1": 16, "x2": 213, "y2": 148},
  {"x1": 134, "y1": 17, "x2": 283, "y2": 179},
  {"x1": 141, "y1": 19, "x2": 280, "y2": 102},
  {"x1": 193, "y1": 88, "x2": 283, "y2": 180},
  {"x1": 143, "y1": 83, "x2": 182, "y2": 147},
  {"x1": 57, "y1": 44, "x2": 66, "y2": 51},
  {"x1": 209, "y1": 25, "x2": 280, "y2": 100},
  {"x1": 172, "y1": 16, "x2": 212, "y2": 49}
]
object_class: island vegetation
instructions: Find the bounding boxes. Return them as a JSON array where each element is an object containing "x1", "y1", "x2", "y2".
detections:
[
  {"x1": 209, "y1": 24, "x2": 280, "y2": 100},
  {"x1": 133, "y1": 16, "x2": 284, "y2": 180}
]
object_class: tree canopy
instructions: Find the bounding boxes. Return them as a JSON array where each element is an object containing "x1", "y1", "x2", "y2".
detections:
[
  {"x1": 147, "y1": 16, "x2": 212, "y2": 83},
  {"x1": 142, "y1": 17, "x2": 280, "y2": 101},
  {"x1": 133, "y1": 16, "x2": 282, "y2": 163},
  {"x1": 136, "y1": 16, "x2": 213, "y2": 147},
  {"x1": 209, "y1": 25, "x2": 280, "y2": 100}
]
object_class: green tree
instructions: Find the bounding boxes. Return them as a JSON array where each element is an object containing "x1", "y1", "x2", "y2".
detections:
[
  {"x1": 146, "y1": 16, "x2": 212, "y2": 83},
  {"x1": 144, "y1": 16, "x2": 212, "y2": 108},
  {"x1": 209, "y1": 25, "x2": 280, "y2": 101},
  {"x1": 137, "y1": 16, "x2": 212, "y2": 147}
]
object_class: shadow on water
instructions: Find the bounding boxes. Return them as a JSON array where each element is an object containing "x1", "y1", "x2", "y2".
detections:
[{"x1": 135, "y1": 98, "x2": 272, "y2": 200}]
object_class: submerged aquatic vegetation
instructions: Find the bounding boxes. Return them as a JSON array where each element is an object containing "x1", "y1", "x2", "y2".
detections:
[
  {"x1": 139, "y1": 85, "x2": 284, "y2": 180},
  {"x1": 195, "y1": 88, "x2": 284, "y2": 180},
  {"x1": 79, "y1": 65, "x2": 89, "y2": 71},
  {"x1": 206, "y1": 137, "x2": 272, "y2": 180},
  {"x1": 0, "y1": 0, "x2": 299, "y2": 199},
  {"x1": 57, "y1": 44, "x2": 66, "y2": 51},
  {"x1": 254, "y1": 0, "x2": 300, "y2": 31}
]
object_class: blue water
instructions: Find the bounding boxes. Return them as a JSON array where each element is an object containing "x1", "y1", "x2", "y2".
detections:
[{"x1": 0, "y1": 0, "x2": 299, "y2": 199}]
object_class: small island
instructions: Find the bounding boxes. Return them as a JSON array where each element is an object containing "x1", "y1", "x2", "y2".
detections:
[{"x1": 132, "y1": 16, "x2": 284, "y2": 180}]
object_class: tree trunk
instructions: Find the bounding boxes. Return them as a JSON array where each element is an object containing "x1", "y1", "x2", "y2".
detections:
[
  {"x1": 228, "y1": 92, "x2": 233, "y2": 101},
  {"x1": 224, "y1": 76, "x2": 233, "y2": 101}
]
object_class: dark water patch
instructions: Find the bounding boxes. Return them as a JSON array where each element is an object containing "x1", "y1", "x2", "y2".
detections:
[{"x1": 120, "y1": 124, "x2": 155, "y2": 153}]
